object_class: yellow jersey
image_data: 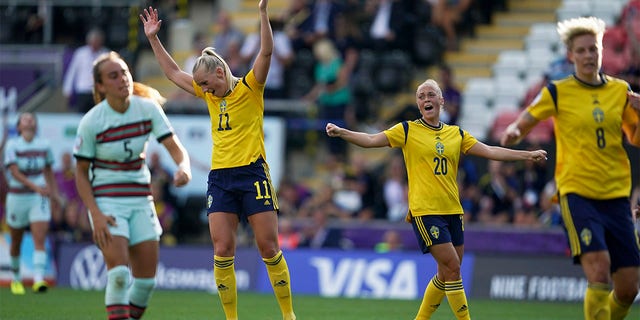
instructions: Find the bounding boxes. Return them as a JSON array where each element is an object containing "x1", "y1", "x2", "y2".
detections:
[
  {"x1": 193, "y1": 69, "x2": 267, "y2": 169},
  {"x1": 384, "y1": 119, "x2": 478, "y2": 217},
  {"x1": 527, "y1": 74, "x2": 636, "y2": 199}
]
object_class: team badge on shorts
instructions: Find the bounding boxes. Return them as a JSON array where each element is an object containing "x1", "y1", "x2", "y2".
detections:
[
  {"x1": 207, "y1": 195, "x2": 213, "y2": 209},
  {"x1": 430, "y1": 225, "x2": 440, "y2": 239},
  {"x1": 581, "y1": 228, "x2": 592, "y2": 246}
]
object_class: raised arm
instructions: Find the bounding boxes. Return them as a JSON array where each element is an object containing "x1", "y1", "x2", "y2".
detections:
[
  {"x1": 140, "y1": 6, "x2": 195, "y2": 95},
  {"x1": 500, "y1": 110, "x2": 540, "y2": 146},
  {"x1": 253, "y1": 0, "x2": 273, "y2": 84},
  {"x1": 326, "y1": 122, "x2": 390, "y2": 148}
]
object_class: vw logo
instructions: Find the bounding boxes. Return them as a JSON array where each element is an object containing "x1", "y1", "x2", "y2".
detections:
[{"x1": 70, "y1": 245, "x2": 107, "y2": 290}]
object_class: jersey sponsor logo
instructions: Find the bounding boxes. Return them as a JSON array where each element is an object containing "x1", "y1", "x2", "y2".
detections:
[{"x1": 310, "y1": 257, "x2": 417, "y2": 299}]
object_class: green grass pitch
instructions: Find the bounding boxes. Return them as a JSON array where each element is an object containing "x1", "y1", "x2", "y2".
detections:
[{"x1": 1, "y1": 287, "x2": 638, "y2": 319}]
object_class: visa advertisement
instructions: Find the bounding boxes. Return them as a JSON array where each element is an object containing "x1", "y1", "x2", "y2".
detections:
[
  {"x1": 56, "y1": 243, "x2": 476, "y2": 300},
  {"x1": 264, "y1": 249, "x2": 475, "y2": 299}
]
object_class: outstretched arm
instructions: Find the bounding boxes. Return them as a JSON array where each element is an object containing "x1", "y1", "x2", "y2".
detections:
[
  {"x1": 500, "y1": 111, "x2": 540, "y2": 146},
  {"x1": 141, "y1": 6, "x2": 195, "y2": 95},
  {"x1": 326, "y1": 122, "x2": 390, "y2": 148},
  {"x1": 467, "y1": 141, "x2": 547, "y2": 162},
  {"x1": 253, "y1": 0, "x2": 273, "y2": 84}
]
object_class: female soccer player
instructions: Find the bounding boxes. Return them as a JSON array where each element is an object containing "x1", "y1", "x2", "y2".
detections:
[
  {"x1": 5, "y1": 112, "x2": 59, "y2": 295},
  {"x1": 501, "y1": 16, "x2": 640, "y2": 319},
  {"x1": 326, "y1": 79, "x2": 547, "y2": 320},
  {"x1": 74, "y1": 51, "x2": 192, "y2": 319},
  {"x1": 140, "y1": 1, "x2": 296, "y2": 319}
]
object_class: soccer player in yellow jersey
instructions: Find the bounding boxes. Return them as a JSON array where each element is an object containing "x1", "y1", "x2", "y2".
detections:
[
  {"x1": 141, "y1": 1, "x2": 296, "y2": 319},
  {"x1": 502, "y1": 16, "x2": 640, "y2": 320},
  {"x1": 326, "y1": 79, "x2": 547, "y2": 320}
]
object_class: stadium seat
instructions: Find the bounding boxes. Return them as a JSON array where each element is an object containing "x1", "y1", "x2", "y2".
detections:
[
  {"x1": 463, "y1": 77, "x2": 495, "y2": 107},
  {"x1": 525, "y1": 23, "x2": 561, "y2": 54},
  {"x1": 492, "y1": 50, "x2": 528, "y2": 80}
]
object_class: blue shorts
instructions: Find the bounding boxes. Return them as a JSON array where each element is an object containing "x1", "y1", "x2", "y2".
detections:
[
  {"x1": 411, "y1": 214, "x2": 464, "y2": 254},
  {"x1": 560, "y1": 193, "x2": 640, "y2": 272},
  {"x1": 206, "y1": 157, "x2": 278, "y2": 219}
]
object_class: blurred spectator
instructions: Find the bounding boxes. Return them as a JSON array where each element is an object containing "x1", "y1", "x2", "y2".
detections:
[
  {"x1": 240, "y1": 18, "x2": 294, "y2": 99},
  {"x1": 278, "y1": 217, "x2": 302, "y2": 250},
  {"x1": 382, "y1": 153, "x2": 408, "y2": 222},
  {"x1": 147, "y1": 152, "x2": 177, "y2": 208},
  {"x1": 374, "y1": 229, "x2": 404, "y2": 252},
  {"x1": 437, "y1": 64, "x2": 461, "y2": 125},
  {"x1": 281, "y1": 0, "x2": 313, "y2": 50},
  {"x1": 299, "y1": 205, "x2": 345, "y2": 249},
  {"x1": 211, "y1": 10, "x2": 245, "y2": 60},
  {"x1": 298, "y1": 183, "x2": 351, "y2": 220},
  {"x1": 362, "y1": 0, "x2": 410, "y2": 52},
  {"x1": 429, "y1": 0, "x2": 473, "y2": 51},
  {"x1": 344, "y1": 153, "x2": 379, "y2": 220},
  {"x1": 62, "y1": 28, "x2": 109, "y2": 113},
  {"x1": 294, "y1": 0, "x2": 343, "y2": 50},
  {"x1": 277, "y1": 177, "x2": 312, "y2": 218},
  {"x1": 151, "y1": 178, "x2": 176, "y2": 246},
  {"x1": 546, "y1": 54, "x2": 573, "y2": 81},
  {"x1": 477, "y1": 160, "x2": 520, "y2": 225},
  {"x1": 304, "y1": 38, "x2": 352, "y2": 156},
  {"x1": 52, "y1": 152, "x2": 90, "y2": 241},
  {"x1": 538, "y1": 180, "x2": 562, "y2": 227},
  {"x1": 183, "y1": 31, "x2": 209, "y2": 75}
]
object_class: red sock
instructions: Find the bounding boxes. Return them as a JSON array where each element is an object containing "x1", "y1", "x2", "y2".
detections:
[
  {"x1": 129, "y1": 303, "x2": 146, "y2": 319},
  {"x1": 106, "y1": 304, "x2": 129, "y2": 320}
]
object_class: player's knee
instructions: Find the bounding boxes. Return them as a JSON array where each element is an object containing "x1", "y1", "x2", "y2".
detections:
[{"x1": 108, "y1": 265, "x2": 130, "y2": 290}]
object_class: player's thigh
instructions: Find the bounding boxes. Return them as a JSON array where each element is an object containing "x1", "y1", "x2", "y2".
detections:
[
  {"x1": 101, "y1": 236, "x2": 130, "y2": 269},
  {"x1": 5, "y1": 194, "x2": 31, "y2": 229},
  {"x1": 129, "y1": 240, "x2": 159, "y2": 278},
  {"x1": 247, "y1": 210, "x2": 279, "y2": 257}
]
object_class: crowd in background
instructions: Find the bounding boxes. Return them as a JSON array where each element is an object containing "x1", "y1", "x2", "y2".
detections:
[{"x1": 0, "y1": 0, "x2": 639, "y2": 250}]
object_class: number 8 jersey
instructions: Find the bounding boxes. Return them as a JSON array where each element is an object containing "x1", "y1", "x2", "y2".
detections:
[{"x1": 527, "y1": 74, "x2": 638, "y2": 199}]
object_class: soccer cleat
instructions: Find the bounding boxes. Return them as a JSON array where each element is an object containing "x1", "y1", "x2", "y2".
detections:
[
  {"x1": 32, "y1": 280, "x2": 48, "y2": 293},
  {"x1": 11, "y1": 281, "x2": 25, "y2": 295}
]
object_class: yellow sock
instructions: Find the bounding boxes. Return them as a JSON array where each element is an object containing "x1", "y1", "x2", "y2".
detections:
[
  {"x1": 214, "y1": 256, "x2": 237, "y2": 320},
  {"x1": 263, "y1": 251, "x2": 296, "y2": 320},
  {"x1": 444, "y1": 280, "x2": 470, "y2": 320},
  {"x1": 415, "y1": 275, "x2": 446, "y2": 320},
  {"x1": 585, "y1": 283, "x2": 610, "y2": 320},
  {"x1": 608, "y1": 291, "x2": 630, "y2": 320}
]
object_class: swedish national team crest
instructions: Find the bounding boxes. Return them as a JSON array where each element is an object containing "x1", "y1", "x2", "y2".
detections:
[
  {"x1": 435, "y1": 140, "x2": 444, "y2": 155},
  {"x1": 219, "y1": 99, "x2": 227, "y2": 113},
  {"x1": 580, "y1": 228, "x2": 592, "y2": 246},
  {"x1": 430, "y1": 225, "x2": 440, "y2": 239}
]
